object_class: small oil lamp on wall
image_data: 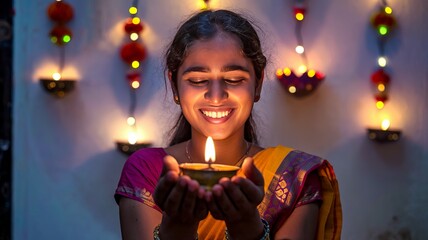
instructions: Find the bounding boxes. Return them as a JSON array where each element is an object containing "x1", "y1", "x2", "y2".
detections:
[
  {"x1": 40, "y1": 0, "x2": 77, "y2": 98},
  {"x1": 367, "y1": 119, "x2": 401, "y2": 143},
  {"x1": 179, "y1": 137, "x2": 240, "y2": 190},
  {"x1": 116, "y1": 116, "x2": 151, "y2": 155},
  {"x1": 40, "y1": 71, "x2": 76, "y2": 98}
]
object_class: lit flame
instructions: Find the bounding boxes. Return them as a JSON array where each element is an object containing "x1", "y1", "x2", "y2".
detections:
[
  {"x1": 128, "y1": 131, "x2": 138, "y2": 144},
  {"x1": 381, "y1": 119, "x2": 390, "y2": 131},
  {"x1": 205, "y1": 136, "x2": 216, "y2": 163},
  {"x1": 298, "y1": 65, "x2": 307, "y2": 75},
  {"x1": 52, "y1": 72, "x2": 61, "y2": 81}
]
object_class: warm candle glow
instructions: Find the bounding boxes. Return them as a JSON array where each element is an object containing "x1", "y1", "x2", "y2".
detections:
[
  {"x1": 381, "y1": 119, "x2": 390, "y2": 131},
  {"x1": 298, "y1": 65, "x2": 307, "y2": 75},
  {"x1": 52, "y1": 72, "x2": 61, "y2": 81},
  {"x1": 205, "y1": 136, "x2": 216, "y2": 163},
  {"x1": 128, "y1": 131, "x2": 138, "y2": 144}
]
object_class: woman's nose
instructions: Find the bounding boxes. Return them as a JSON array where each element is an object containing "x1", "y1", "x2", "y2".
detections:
[{"x1": 204, "y1": 80, "x2": 228, "y2": 104}]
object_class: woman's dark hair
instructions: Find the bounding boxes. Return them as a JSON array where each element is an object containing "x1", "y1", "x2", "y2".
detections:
[{"x1": 165, "y1": 9, "x2": 267, "y2": 146}]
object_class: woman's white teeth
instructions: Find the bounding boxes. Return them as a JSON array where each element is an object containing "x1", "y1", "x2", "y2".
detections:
[{"x1": 202, "y1": 110, "x2": 230, "y2": 118}]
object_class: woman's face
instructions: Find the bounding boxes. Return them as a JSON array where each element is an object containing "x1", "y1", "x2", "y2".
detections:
[{"x1": 172, "y1": 32, "x2": 262, "y2": 141}]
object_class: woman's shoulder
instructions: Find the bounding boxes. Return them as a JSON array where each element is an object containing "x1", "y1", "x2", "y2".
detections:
[
  {"x1": 254, "y1": 145, "x2": 326, "y2": 171},
  {"x1": 259, "y1": 145, "x2": 322, "y2": 159},
  {"x1": 125, "y1": 147, "x2": 168, "y2": 167}
]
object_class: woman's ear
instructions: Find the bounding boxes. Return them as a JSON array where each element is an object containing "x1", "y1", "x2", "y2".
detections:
[
  {"x1": 168, "y1": 71, "x2": 180, "y2": 104},
  {"x1": 254, "y1": 70, "x2": 264, "y2": 102}
]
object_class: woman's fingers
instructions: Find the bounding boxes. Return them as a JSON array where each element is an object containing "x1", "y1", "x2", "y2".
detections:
[
  {"x1": 153, "y1": 171, "x2": 178, "y2": 210},
  {"x1": 241, "y1": 157, "x2": 264, "y2": 188},
  {"x1": 208, "y1": 179, "x2": 247, "y2": 221},
  {"x1": 161, "y1": 175, "x2": 206, "y2": 223},
  {"x1": 179, "y1": 179, "x2": 200, "y2": 221},
  {"x1": 237, "y1": 157, "x2": 265, "y2": 204},
  {"x1": 194, "y1": 193, "x2": 209, "y2": 220},
  {"x1": 163, "y1": 176, "x2": 187, "y2": 216},
  {"x1": 206, "y1": 184, "x2": 226, "y2": 220},
  {"x1": 221, "y1": 178, "x2": 252, "y2": 213},
  {"x1": 163, "y1": 155, "x2": 180, "y2": 175},
  {"x1": 153, "y1": 155, "x2": 181, "y2": 210},
  {"x1": 206, "y1": 159, "x2": 266, "y2": 222}
]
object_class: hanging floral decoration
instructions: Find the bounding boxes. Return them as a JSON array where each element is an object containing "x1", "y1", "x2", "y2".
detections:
[
  {"x1": 119, "y1": 0, "x2": 147, "y2": 145},
  {"x1": 276, "y1": 0, "x2": 325, "y2": 97},
  {"x1": 367, "y1": 0, "x2": 401, "y2": 143},
  {"x1": 40, "y1": 0, "x2": 75, "y2": 98},
  {"x1": 47, "y1": 0, "x2": 73, "y2": 46},
  {"x1": 370, "y1": 0, "x2": 396, "y2": 110}
]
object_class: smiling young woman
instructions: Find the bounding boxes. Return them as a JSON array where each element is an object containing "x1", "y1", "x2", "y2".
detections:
[
  {"x1": 115, "y1": 9, "x2": 342, "y2": 240},
  {"x1": 174, "y1": 32, "x2": 260, "y2": 164}
]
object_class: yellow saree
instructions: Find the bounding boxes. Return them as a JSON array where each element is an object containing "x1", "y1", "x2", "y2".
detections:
[{"x1": 197, "y1": 145, "x2": 342, "y2": 239}]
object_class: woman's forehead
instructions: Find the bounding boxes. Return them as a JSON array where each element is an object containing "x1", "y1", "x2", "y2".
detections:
[{"x1": 183, "y1": 34, "x2": 246, "y2": 62}]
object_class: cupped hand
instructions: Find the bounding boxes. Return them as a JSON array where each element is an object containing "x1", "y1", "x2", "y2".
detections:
[
  {"x1": 153, "y1": 155, "x2": 208, "y2": 224},
  {"x1": 205, "y1": 157, "x2": 265, "y2": 222}
]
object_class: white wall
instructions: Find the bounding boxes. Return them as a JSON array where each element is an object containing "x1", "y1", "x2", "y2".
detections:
[{"x1": 13, "y1": 0, "x2": 428, "y2": 239}]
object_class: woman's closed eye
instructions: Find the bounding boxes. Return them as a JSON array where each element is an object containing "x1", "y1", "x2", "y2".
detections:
[
  {"x1": 224, "y1": 78, "x2": 246, "y2": 85},
  {"x1": 187, "y1": 78, "x2": 209, "y2": 85}
]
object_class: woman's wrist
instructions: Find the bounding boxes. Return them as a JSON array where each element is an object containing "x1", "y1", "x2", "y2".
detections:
[
  {"x1": 153, "y1": 224, "x2": 199, "y2": 240},
  {"x1": 155, "y1": 215, "x2": 199, "y2": 240},
  {"x1": 225, "y1": 216, "x2": 269, "y2": 240}
]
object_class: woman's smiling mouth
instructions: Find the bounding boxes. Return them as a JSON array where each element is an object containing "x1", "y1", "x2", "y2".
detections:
[{"x1": 201, "y1": 110, "x2": 232, "y2": 119}]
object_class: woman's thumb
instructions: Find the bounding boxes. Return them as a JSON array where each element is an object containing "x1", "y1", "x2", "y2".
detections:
[
  {"x1": 241, "y1": 157, "x2": 264, "y2": 188},
  {"x1": 161, "y1": 155, "x2": 180, "y2": 176}
]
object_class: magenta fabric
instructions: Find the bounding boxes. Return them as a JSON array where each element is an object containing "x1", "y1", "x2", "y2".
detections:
[{"x1": 114, "y1": 148, "x2": 167, "y2": 212}]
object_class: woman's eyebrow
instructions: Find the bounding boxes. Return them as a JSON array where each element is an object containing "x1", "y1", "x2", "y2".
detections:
[
  {"x1": 182, "y1": 66, "x2": 209, "y2": 75},
  {"x1": 182, "y1": 65, "x2": 250, "y2": 75},
  {"x1": 221, "y1": 65, "x2": 250, "y2": 73}
]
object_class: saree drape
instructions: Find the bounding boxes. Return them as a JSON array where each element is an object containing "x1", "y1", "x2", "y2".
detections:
[{"x1": 198, "y1": 145, "x2": 342, "y2": 239}]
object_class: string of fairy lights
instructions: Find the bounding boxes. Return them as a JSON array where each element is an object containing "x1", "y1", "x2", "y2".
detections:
[
  {"x1": 276, "y1": 0, "x2": 324, "y2": 97},
  {"x1": 119, "y1": 0, "x2": 147, "y2": 144},
  {"x1": 370, "y1": 0, "x2": 397, "y2": 130}
]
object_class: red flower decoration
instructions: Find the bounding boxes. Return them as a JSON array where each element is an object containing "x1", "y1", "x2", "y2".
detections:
[
  {"x1": 47, "y1": 1, "x2": 74, "y2": 23},
  {"x1": 293, "y1": 7, "x2": 306, "y2": 16},
  {"x1": 371, "y1": 12, "x2": 396, "y2": 28},
  {"x1": 371, "y1": 68, "x2": 390, "y2": 84},
  {"x1": 120, "y1": 42, "x2": 147, "y2": 65},
  {"x1": 375, "y1": 94, "x2": 388, "y2": 102},
  {"x1": 124, "y1": 18, "x2": 144, "y2": 35},
  {"x1": 126, "y1": 72, "x2": 141, "y2": 83},
  {"x1": 49, "y1": 25, "x2": 72, "y2": 46}
]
